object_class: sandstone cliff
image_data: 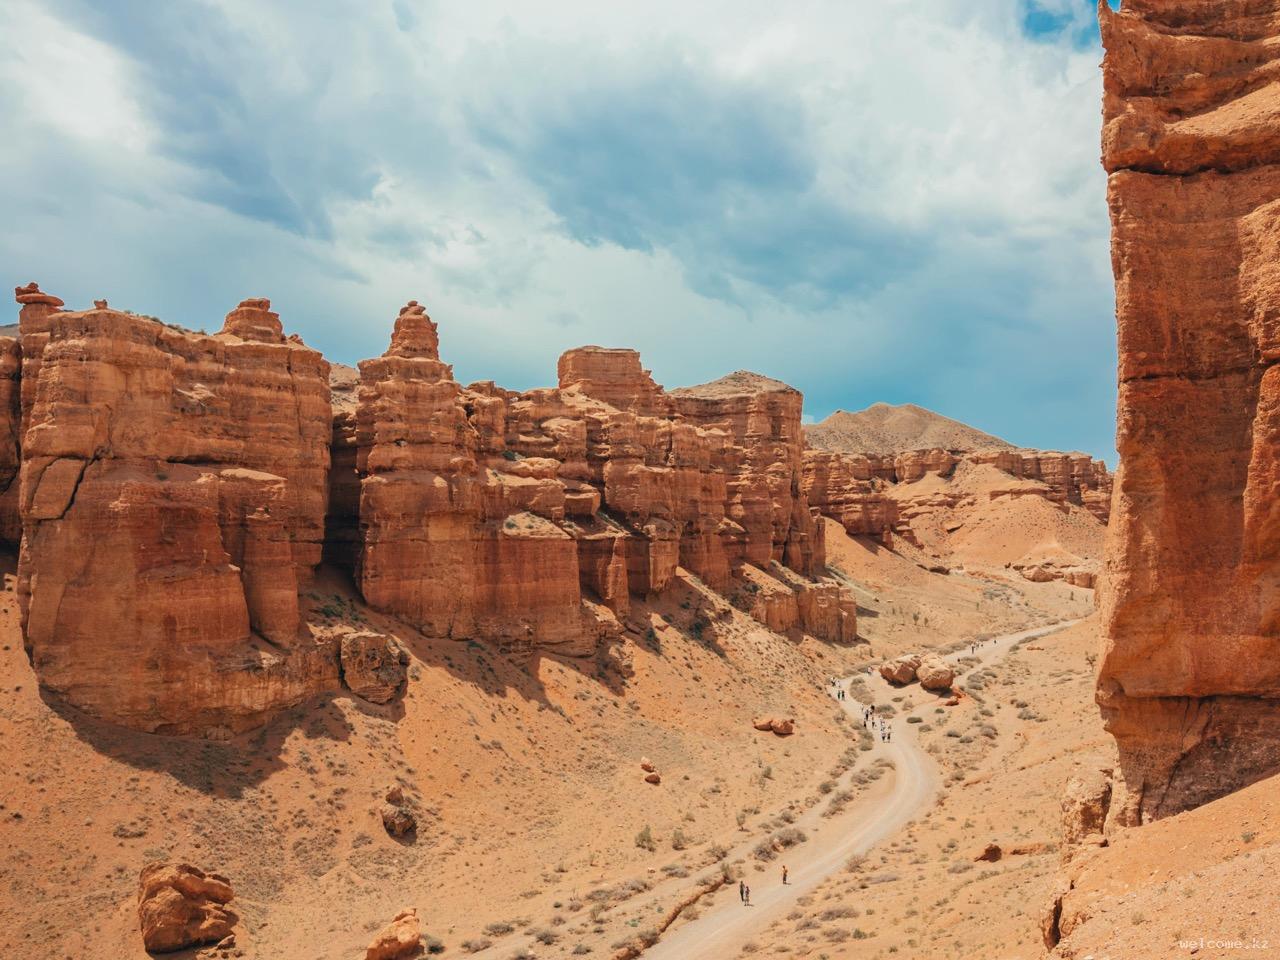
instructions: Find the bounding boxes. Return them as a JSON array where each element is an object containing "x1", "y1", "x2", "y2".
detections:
[
  {"x1": 8, "y1": 286, "x2": 856, "y2": 734},
  {"x1": 13, "y1": 286, "x2": 337, "y2": 736},
  {"x1": 803, "y1": 404, "x2": 1113, "y2": 544},
  {"x1": 802, "y1": 447, "x2": 1111, "y2": 558},
  {"x1": 346, "y1": 320, "x2": 856, "y2": 652},
  {"x1": 1097, "y1": 0, "x2": 1280, "y2": 822}
]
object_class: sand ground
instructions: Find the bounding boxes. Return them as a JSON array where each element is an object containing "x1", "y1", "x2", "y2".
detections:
[{"x1": 0, "y1": 515, "x2": 1093, "y2": 960}]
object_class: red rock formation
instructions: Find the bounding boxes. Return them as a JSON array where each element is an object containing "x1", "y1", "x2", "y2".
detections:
[
  {"x1": 353, "y1": 304, "x2": 617, "y2": 656},
  {"x1": 365, "y1": 909, "x2": 423, "y2": 960},
  {"x1": 671, "y1": 371, "x2": 826, "y2": 579},
  {"x1": 323, "y1": 363, "x2": 362, "y2": 572},
  {"x1": 1098, "y1": 0, "x2": 1280, "y2": 822},
  {"x1": 804, "y1": 446, "x2": 1112, "y2": 542},
  {"x1": 0, "y1": 333, "x2": 20, "y2": 545},
  {"x1": 8, "y1": 286, "x2": 856, "y2": 733},
  {"x1": 137, "y1": 862, "x2": 236, "y2": 953},
  {"x1": 14, "y1": 288, "x2": 337, "y2": 735},
  {"x1": 801, "y1": 451, "x2": 899, "y2": 539},
  {"x1": 354, "y1": 324, "x2": 853, "y2": 650},
  {"x1": 557, "y1": 346, "x2": 669, "y2": 417}
]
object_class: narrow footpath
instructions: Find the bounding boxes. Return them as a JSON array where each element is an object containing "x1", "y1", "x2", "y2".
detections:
[{"x1": 640, "y1": 619, "x2": 1080, "y2": 959}]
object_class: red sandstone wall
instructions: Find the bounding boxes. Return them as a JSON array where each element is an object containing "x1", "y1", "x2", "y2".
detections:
[{"x1": 1098, "y1": 0, "x2": 1280, "y2": 822}]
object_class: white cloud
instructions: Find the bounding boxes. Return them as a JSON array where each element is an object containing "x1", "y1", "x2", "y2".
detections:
[{"x1": 0, "y1": 0, "x2": 1115, "y2": 458}]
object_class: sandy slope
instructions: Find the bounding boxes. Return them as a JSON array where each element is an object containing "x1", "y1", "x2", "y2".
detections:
[
  {"x1": 0, "y1": 557, "x2": 866, "y2": 959},
  {"x1": 726, "y1": 616, "x2": 1114, "y2": 959},
  {"x1": 644, "y1": 619, "x2": 1081, "y2": 959},
  {"x1": 0, "y1": 517, "x2": 1091, "y2": 959},
  {"x1": 821, "y1": 517, "x2": 1092, "y2": 661},
  {"x1": 1055, "y1": 773, "x2": 1280, "y2": 959}
]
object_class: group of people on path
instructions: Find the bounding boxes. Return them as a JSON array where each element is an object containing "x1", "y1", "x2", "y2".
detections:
[
  {"x1": 828, "y1": 676, "x2": 847, "y2": 701},
  {"x1": 863, "y1": 704, "x2": 891, "y2": 742}
]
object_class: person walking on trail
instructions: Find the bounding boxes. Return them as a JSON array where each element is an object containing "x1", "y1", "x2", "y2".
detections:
[
  {"x1": 782, "y1": 864, "x2": 789, "y2": 885},
  {"x1": 739, "y1": 880, "x2": 745, "y2": 903},
  {"x1": 744, "y1": 884, "x2": 751, "y2": 906}
]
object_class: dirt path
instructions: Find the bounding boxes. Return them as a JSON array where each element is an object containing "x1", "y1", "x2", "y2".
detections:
[{"x1": 641, "y1": 618, "x2": 1081, "y2": 959}]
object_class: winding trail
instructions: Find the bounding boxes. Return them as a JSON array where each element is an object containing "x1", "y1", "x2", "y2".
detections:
[{"x1": 641, "y1": 618, "x2": 1080, "y2": 959}]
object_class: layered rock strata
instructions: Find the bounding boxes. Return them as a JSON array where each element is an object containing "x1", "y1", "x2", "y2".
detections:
[
  {"x1": 803, "y1": 446, "x2": 1112, "y2": 543},
  {"x1": 348, "y1": 316, "x2": 856, "y2": 652},
  {"x1": 352, "y1": 303, "x2": 612, "y2": 656},
  {"x1": 1097, "y1": 0, "x2": 1280, "y2": 822},
  {"x1": 13, "y1": 286, "x2": 338, "y2": 735},
  {"x1": 9, "y1": 286, "x2": 855, "y2": 733}
]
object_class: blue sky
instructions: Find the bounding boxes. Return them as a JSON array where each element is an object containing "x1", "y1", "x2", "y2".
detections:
[{"x1": 0, "y1": 0, "x2": 1117, "y2": 461}]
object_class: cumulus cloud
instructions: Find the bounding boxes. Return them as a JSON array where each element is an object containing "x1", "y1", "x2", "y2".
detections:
[{"x1": 0, "y1": 0, "x2": 1116, "y2": 459}]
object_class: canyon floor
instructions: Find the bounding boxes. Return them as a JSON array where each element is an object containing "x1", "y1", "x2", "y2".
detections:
[{"x1": 5, "y1": 520, "x2": 1273, "y2": 959}]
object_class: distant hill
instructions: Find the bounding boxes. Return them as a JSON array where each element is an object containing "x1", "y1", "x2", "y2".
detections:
[
  {"x1": 671, "y1": 369, "x2": 797, "y2": 398},
  {"x1": 805, "y1": 402, "x2": 1014, "y2": 454}
]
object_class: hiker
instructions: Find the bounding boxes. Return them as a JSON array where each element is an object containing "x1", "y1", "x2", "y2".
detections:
[
  {"x1": 782, "y1": 865, "x2": 789, "y2": 885},
  {"x1": 739, "y1": 880, "x2": 745, "y2": 903},
  {"x1": 744, "y1": 883, "x2": 751, "y2": 905}
]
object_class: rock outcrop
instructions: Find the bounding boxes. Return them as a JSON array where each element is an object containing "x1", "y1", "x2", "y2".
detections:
[
  {"x1": 137, "y1": 862, "x2": 236, "y2": 953},
  {"x1": 380, "y1": 785, "x2": 417, "y2": 838},
  {"x1": 1060, "y1": 767, "x2": 1113, "y2": 858},
  {"x1": 365, "y1": 908, "x2": 423, "y2": 960},
  {"x1": 351, "y1": 309, "x2": 616, "y2": 656},
  {"x1": 803, "y1": 446, "x2": 1113, "y2": 544},
  {"x1": 0, "y1": 332, "x2": 20, "y2": 545},
  {"x1": 14, "y1": 287, "x2": 337, "y2": 736},
  {"x1": 1097, "y1": 0, "x2": 1280, "y2": 823},
  {"x1": 8, "y1": 286, "x2": 855, "y2": 734},
  {"x1": 348, "y1": 317, "x2": 855, "y2": 653},
  {"x1": 752, "y1": 716, "x2": 795, "y2": 736},
  {"x1": 879, "y1": 654, "x2": 921, "y2": 685},
  {"x1": 340, "y1": 631, "x2": 409, "y2": 704},
  {"x1": 916, "y1": 654, "x2": 955, "y2": 692}
]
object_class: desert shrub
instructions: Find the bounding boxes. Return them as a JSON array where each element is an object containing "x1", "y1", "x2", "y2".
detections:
[{"x1": 635, "y1": 825, "x2": 656, "y2": 851}]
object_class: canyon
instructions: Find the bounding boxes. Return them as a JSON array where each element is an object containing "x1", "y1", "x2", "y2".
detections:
[
  {"x1": 6, "y1": 1, "x2": 1280, "y2": 955},
  {"x1": 0, "y1": 281, "x2": 1103, "y2": 960}
]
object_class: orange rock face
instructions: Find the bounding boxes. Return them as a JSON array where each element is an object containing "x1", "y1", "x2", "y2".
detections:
[
  {"x1": 349, "y1": 313, "x2": 855, "y2": 652},
  {"x1": 365, "y1": 909, "x2": 423, "y2": 960},
  {"x1": 0, "y1": 333, "x2": 20, "y2": 545},
  {"x1": 9, "y1": 286, "x2": 855, "y2": 733},
  {"x1": 802, "y1": 447, "x2": 1112, "y2": 543},
  {"x1": 353, "y1": 303, "x2": 609, "y2": 656},
  {"x1": 14, "y1": 287, "x2": 337, "y2": 736},
  {"x1": 1098, "y1": 0, "x2": 1280, "y2": 822}
]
